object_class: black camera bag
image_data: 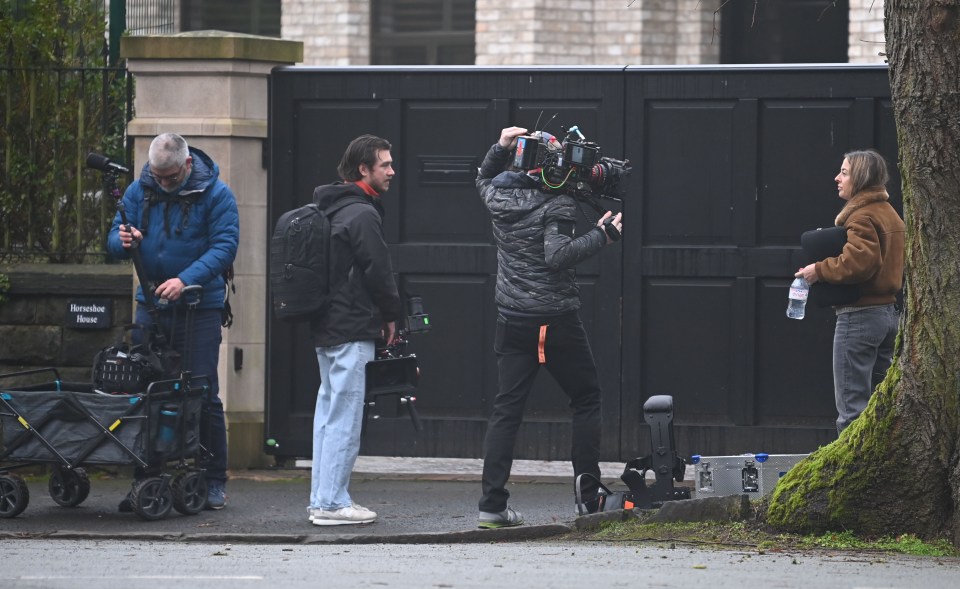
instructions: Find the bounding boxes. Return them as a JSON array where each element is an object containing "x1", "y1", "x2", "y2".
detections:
[
  {"x1": 800, "y1": 226, "x2": 860, "y2": 307},
  {"x1": 575, "y1": 473, "x2": 638, "y2": 515},
  {"x1": 93, "y1": 324, "x2": 180, "y2": 395}
]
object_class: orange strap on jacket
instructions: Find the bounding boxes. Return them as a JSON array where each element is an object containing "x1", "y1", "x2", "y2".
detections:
[{"x1": 538, "y1": 325, "x2": 548, "y2": 364}]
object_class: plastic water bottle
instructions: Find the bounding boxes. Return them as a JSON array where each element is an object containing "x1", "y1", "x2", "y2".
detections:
[
  {"x1": 786, "y1": 276, "x2": 809, "y2": 320},
  {"x1": 158, "y1": 406, "x2": 178, "y2": 448}
]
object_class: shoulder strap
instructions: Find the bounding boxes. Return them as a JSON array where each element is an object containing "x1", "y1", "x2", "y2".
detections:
[
  {"x1": 140, "y1": 188, "x2": 158, "y2": 237},
  {"x1": 320, "y1": 198, "x2": 366, "y2": 297},
  {"x1": 141, "y1": 188, "x2": 204, "y2": 237}
]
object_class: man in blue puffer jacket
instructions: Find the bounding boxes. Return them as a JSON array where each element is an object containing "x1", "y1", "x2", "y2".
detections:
[
  {"x1": 475, "y1": 126, "x2": 623, "y2": 528},
  {"x1": 107, "y1": 132, "x2": 239, "y2": 511}
]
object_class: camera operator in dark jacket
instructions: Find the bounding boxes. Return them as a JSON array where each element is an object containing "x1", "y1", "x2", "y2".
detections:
[{"x1": 475, "y1": 126, "x2": 623, "y2": 528}]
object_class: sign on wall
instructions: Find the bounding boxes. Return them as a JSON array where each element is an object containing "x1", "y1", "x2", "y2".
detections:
[{"x1": 65, "y1": 299, "x2": 113, "y2": 329}]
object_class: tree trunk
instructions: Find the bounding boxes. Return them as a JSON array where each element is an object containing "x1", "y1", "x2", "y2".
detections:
[{"x1": 767, "y1": 0, "x2": 960, "y2": 543}]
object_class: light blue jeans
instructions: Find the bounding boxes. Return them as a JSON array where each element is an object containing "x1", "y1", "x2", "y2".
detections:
[
  {"x1": 309, "y1": 340, "x2": 374, "y2": 511},
  {"x1": 833, "y1": 304, "x2": 899, "y2": 433}
]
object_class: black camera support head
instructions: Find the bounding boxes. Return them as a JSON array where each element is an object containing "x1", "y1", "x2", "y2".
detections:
[{"x1": 86, "y1": 152, "x2": 131, "y2": 175}]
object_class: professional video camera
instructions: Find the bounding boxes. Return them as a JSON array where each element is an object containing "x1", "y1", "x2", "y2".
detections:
[
  {"x1": 513, "y1": 125, "x2": 631, "y2": 204},
  {"x1": 363, "y1": 295, "x2": 431, "y2": 432}
]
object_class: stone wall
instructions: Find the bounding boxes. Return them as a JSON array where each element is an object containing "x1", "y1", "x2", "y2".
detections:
[
  {"x1": 278, "y1": 0, "x2": 721, "y2": 66},
  {"x1": 214, "y1": 0, "x2": 879, "y2": 67},
  {"x1": 0, "y1": 264, "x2": 133, "y2": 385},
  {"x1": 475, "y1": 0, "x2": 720, "y2": 66},
  {"x1": 281, "y1": 0, "x2": 370, "y2": 65},
  {"x1": 848, "y1": 0, "x2": 886, "y2": 64}
]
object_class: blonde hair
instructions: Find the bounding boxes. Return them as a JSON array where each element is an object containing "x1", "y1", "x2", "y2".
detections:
[{"x1": 844, "y1": 149, "x2": 889, "y2": 195}]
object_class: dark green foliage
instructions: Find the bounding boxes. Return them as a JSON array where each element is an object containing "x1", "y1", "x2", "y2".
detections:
[{"x1": 0, "y1": 0, "x2": 131, "y2": 262}]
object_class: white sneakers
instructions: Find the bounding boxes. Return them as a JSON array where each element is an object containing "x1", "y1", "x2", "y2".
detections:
[{"x1": 309, "y1": 503, "x2": 377, "y2": 526}]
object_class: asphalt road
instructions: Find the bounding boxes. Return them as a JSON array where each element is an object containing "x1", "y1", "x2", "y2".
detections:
[
  {"x1": 0, "y1": 471, "x2": 580, "y2": 540},
  {"x1": 4, "y1": 539, "x2": 960, "y2": 589},
  {"x1": 4, "y1": 469, "x2": 960, "y2": 588}
]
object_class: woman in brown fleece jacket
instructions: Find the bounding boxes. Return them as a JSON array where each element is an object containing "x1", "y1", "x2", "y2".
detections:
[{"x1": 796, "y1": 149, "x2": 905, "y2": 434}]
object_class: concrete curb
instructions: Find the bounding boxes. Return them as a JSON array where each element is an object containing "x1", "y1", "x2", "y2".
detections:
[
  {"x1": 570, "y1": 494, "x2": 755, "y2": 531},
  {"x1": 1, "y1": 524, "x2": 575, "y2": 545},
  {"x1": 0, "y1": 496, "x2": 752, "y2": 545}
]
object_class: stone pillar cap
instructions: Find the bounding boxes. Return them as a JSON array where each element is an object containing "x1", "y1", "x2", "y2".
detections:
[{"x1": 121, "y1": 30, "x2": 303, "y2": 64}]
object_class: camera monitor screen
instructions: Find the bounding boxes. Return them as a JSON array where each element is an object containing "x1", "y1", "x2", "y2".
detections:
[{"x1": 566, "y1": 142, "x2": 597, "y2": 168}]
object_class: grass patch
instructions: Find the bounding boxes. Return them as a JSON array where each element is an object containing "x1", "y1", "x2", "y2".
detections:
[
  {"x1": 801, "y1": 530, "x2": 957, "y2": 557},
  {"x1": 569, "y1": 518, "x2": 959, "y2": 557}
]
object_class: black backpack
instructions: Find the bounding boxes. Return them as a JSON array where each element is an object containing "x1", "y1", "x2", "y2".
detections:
[{"x1": 270, "y1": 198, "x2": 357, "y2": 322}]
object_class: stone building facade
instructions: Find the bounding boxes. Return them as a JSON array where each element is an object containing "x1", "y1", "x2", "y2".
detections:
[
  {"x1": 280, "y1": 0, "x2": 371, "y2": 65},
  {"x1": 122, "y1": 1, "x2": 886, "y2": 66},
  {"x1": 473, "y1": 0, "x2": 719, "y2": 65},
  {"x1": 274, "y1": 0, "x2": 886, "y2": 66},
  {"x1": 848, "y1": 0, "x2": 887, "y2": 64}
]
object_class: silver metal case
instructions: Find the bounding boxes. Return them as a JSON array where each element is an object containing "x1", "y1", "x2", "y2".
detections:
[{"x1": 692, "y1": 453, "x2": 809, "y2": 498}]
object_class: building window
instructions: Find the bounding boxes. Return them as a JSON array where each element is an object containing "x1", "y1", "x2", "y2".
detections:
[
  {"x1": 371, "y1": 0, "x2": 476, "y2": 65},
  {"x1": 721, "y1": 0, "x2": 849, "y2": 64},
  {"x1": 180, "y1": 0, "x2": 281, "y2": 37}
]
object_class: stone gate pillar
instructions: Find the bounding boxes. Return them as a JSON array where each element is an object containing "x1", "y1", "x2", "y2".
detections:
[{"x1": 120, "y1": 32, "x2": 303, "y2": 469}]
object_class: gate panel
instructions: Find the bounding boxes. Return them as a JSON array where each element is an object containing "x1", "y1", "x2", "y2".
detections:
[
  {"x1": 644, "y1": 100, "x2": 742, "y2": 244},
  {"x1": 268, "y1": 66, "x2": 896, "y2": 462},
  {"x1": 268, "y1": 68, "x2": 626, "y2": 461},
  {"x1": 621, "y1": 66, "x2": 898, "y2": 458}
]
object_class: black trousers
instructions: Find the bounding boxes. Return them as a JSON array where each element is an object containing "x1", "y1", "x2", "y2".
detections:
[{"x1": 479, "y1": 311, "x2": 602, "y2": 513}]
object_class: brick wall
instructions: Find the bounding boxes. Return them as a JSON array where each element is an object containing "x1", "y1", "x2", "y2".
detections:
[
  {"x1": 848, "y1": 0, "x2": 886, "y2": 64},
  {"x1": 282, "y1": 0, "x2": 370, "y2": 65},
  {"x1": 476, "y1": 0, "x2": 719, "y2": 66},
  {"x1": 279, "y1": 0, "x2": 878, "y2": 67},
  {"x1": 677, "y1": 0, "x2": 720, "y2": 65}
]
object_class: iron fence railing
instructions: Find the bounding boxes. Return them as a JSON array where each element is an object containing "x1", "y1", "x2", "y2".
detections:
[
  {"x1": 0, "y1": 59, "x2": 133, "y2": 263},
  {"x1": 0, "y1": 0, "x2": 146, "y2": 263},
  {"x1": 125, "y1": 0, "x2": 176, "y2": 36}
]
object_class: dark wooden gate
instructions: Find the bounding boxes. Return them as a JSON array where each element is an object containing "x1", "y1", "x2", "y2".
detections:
[{"x1": 266, "y1": 65, "x2": 898, "y2": 462}]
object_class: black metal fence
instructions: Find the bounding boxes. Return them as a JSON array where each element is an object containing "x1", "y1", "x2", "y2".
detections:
[
  {"x1": 125, "y1": 0, "x2": 176, "y2": 36},
  {"x1": 0, "y1": 1, "x2": 134, "y2": 263},
  {"x1": 0, "y1": 61, "x2": 132, "y2": 263}
]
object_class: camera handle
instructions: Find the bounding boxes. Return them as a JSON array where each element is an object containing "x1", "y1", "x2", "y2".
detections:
[
  {"x1": 602, "y1": 217, "x2": 621, "y2": 242},
  {"x1": 576, "y1": 194, "x2": 622, "y2": 242}
]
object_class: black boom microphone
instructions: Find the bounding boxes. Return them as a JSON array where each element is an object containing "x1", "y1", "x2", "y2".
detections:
[{"x1": 86, "y1": 152, "x2": 130, "y2": 175}]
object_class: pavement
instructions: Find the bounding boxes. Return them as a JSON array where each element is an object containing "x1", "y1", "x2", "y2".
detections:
[{"x1": 0, "y1": 457, "x2": 712, "y2": 545}]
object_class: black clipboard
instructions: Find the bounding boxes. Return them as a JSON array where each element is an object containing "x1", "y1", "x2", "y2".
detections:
[{"x1": 800, "y1": 226, "x2": 859, "y2": 307}]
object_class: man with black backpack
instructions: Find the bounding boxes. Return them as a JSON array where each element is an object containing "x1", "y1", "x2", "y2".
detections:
[{"x1": 305, "y1": 135, "x2": 401, "y2": 526}]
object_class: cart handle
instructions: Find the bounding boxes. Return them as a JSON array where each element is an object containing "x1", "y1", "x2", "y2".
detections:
[{"x1": 0, "y1": 367, "x2": 62, "y2": 388}]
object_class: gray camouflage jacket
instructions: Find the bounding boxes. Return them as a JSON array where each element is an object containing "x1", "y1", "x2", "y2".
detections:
[{"x1": 476, "y1": 143, "x2": 607, "y2": 315}]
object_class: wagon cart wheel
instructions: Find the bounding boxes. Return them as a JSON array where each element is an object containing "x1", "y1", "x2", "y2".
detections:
[
  {"x1": 172, "y1": 471, "x2": 208, "y2": 515},
  {"x1": 130, "y1": 476, "x2": 173, "y2": 521},
  {"x1": 48, "y1": 467, "x2": 91, "y2": 507},
  {"x1": 0, "y1": 474, "x2": 30, "y2": 518}
]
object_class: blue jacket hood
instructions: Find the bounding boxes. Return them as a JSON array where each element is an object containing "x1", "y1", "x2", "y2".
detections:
[
  {"x1": 137, "y1": 147, "x2": 219, "y2": 196},
  {"x1": 107, "y1": 146, "x2": 239, "y2": 310}
]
